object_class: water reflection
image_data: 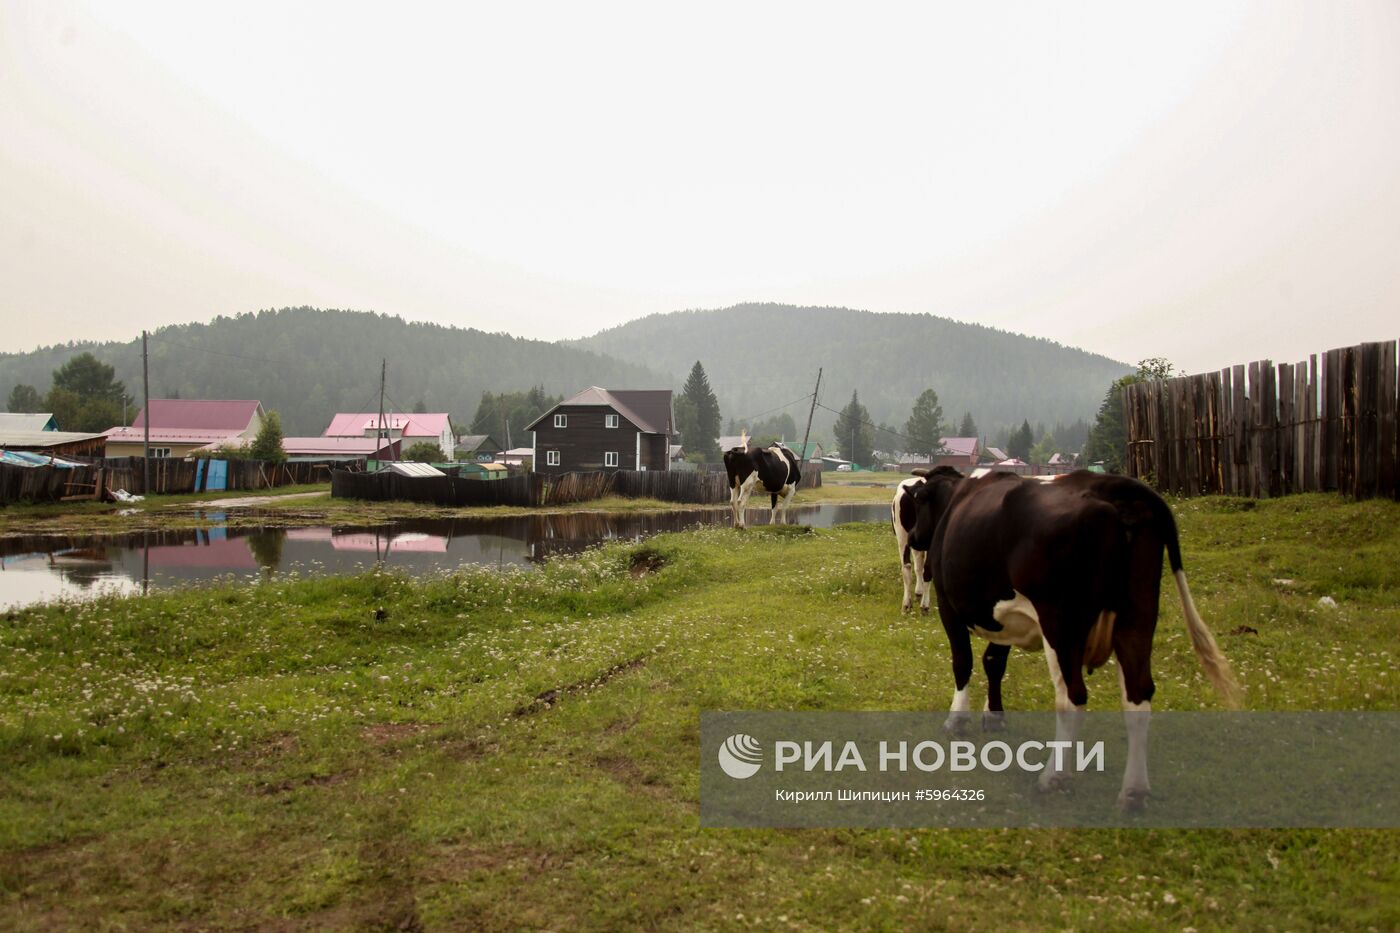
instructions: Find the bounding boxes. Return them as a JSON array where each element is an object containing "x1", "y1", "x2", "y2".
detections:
[{"x1": 0, "y1": 502, "x2": 890, "y2": 608}]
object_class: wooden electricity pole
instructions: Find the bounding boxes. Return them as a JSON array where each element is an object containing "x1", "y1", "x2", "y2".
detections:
[
  {"x1": 799, "y1": 367, "x2": 822, "y2": 479},
  {"x1": 142, "y1": 329, "x2": 151, "y2": 494}
]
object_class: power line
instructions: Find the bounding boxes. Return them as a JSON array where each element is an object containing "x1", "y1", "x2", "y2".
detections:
[{"x1": 731, "y1": 392, "x2": 816, "y2": 425}]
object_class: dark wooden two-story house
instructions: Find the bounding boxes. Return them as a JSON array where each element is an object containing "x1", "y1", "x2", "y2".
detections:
[{"x1": 526, "y1": 387, "x2": 674, "y2": 475}]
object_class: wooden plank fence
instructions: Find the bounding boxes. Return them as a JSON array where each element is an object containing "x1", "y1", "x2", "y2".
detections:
[
  {"x1": 1122, "y1": 339, "x2": 1399, "y2": 500},
  {"x1": 330, "y1": 467, "x2": 812, "y2": 508},
  {"x1": 0, "y1": 457, "x2": 349, "y2": 506}
]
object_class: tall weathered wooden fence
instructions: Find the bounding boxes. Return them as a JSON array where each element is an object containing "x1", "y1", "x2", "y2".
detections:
[
  {"x1": 331, "y1": 467, "x2": 801, "y2": 508},
  {"x1": 1122, "y1": 339, "x2": 1399, "y2": 500},
  {"x1": 0, "y1": 457, "x2": 347, "y2": 506}
]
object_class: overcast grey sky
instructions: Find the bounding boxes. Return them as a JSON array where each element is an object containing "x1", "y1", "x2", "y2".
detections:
[{"x1": 2, "y1": 0, "x2": 1397, "y2": 373}]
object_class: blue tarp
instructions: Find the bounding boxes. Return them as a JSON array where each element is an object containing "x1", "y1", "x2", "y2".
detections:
[{"x1": 0, "y1": 450, "x2": 85, "y2": 469}]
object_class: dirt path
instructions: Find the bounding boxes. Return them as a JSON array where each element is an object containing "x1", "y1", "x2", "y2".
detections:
[{"x1": 175, "y1": 491, "x2": 326, "y2": 509}]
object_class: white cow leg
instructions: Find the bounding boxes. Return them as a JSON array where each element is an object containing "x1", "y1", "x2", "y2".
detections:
[
  {"x1": 944, "y1": 685, "x2": 972, "y2": 735},
  {"x1": 1039, "y1": 640, "x2": 1085, "y2": 791},
  {"x1": 898, "y1": 552, "x2": 913, "y2": 612},
  {"x1": 912, "y1": 550, "x2": 931, "y2": 614},
  {"x1": 1117, "y1": 663, "x2": 1152, "y2": 812}
]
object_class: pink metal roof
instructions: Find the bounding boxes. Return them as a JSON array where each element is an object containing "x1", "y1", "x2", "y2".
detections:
[
  {"x1": 323, "y1": 412, "x2": 451, "y2": 438},
  {"x1": 282, "y1": 436, "x2": 399, "y2": 456},
  {"x1": 130, "y1": 399, "x2": 263, "y2": 431},
  {"x1": 939, "y1": 437, "x2": 979, "y2": 457},
  {"x1": 105, "y1": 427, "x2": 249, "y2": 445}
]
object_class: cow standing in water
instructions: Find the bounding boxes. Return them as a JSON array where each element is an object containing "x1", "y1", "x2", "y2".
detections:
[
  {"x1": 906, "y1": 467, "x2": 1241, "y2": 811},
  {"x1": 723, "y1": 436, "x2": 801, "y2": 528}
]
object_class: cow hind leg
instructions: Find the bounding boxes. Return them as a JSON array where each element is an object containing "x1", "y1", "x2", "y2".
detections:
[
  {"x1": 982, "y1": 642, "x2": 1010, "y2": 731},
  {"x1": 1114, "y1": 616, "x2": 1156, "y2": 812},
  {"x1": 1037, "y1": 613, "x2": 1090, "y2": 792},
  {"x1": 898, "y1": 547, "x2": 914, "y2": 612},
  {"x1": 940, "y1": 613, "x2": 976, "y2": 735}
]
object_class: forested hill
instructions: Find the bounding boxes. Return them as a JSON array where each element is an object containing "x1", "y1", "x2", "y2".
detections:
[
  {"x1": 0, "y1": 308, "x2": 665, "y2": 435},
  {"x1": 572, "y1": 304, "x2": 1132, "y2": 439}
]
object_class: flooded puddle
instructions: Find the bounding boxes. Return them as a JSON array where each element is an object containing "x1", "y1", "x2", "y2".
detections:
[{"x1": 0, "y1": 502, "x2": 890, "y2": 608}]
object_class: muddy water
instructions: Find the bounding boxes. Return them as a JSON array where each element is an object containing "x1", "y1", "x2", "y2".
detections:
[{"x1": 0, "y1": 502, "x2": 890, "y2": 608}]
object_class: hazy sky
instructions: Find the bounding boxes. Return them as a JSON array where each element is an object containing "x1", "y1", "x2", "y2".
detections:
[{"x1": 2, "y1": 1, "x2": 1397, "y2": 372}]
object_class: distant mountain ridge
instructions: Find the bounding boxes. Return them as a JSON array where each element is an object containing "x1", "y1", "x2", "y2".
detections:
[
  {"x1": 572, "y1": 303, "x2": 1131, "y2": 441},
  {"x1": 0, "y1": 308, "x2": 666, "y2": 436},
  {"x1": 1, "y1": 304, "x2": 1129, "y2": 443}
]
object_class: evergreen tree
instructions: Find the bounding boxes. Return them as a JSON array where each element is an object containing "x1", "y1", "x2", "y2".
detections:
[
  {"x1": 1008, "y1": 420, "x2": 1034, "y2": 461},
  {"x1": 44, "y1": 353, "x2": 130, "y2": 432},
  {"x1": 679, "y1": 361, "x2": 722, "y2": 460},
  {"x1": 834, "y1": 391, "x2": 874, "y2": 467},
  {"x1": 904, "y1": 389, "x2": 947, "y2": 458},
  {"x1": 250, "y1": 411, "x2": 287, "y2": 462},
  {"x1": 958, "y1": 412, "x2": 977, "y2": 438},
  {"x1": 469, "y1": 387, "x2": 560, "y2": 443},
  {"x1": 7, "y1": 383, "x2": 42, "y2": 413},
  {"x1": 1081, "y1": 359, "x2": 1175, "y2": 471}
]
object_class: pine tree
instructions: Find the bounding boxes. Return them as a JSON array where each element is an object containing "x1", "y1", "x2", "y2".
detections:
[
  {"x1": 1008, "y1": 419, "x2": 1034, "y2": 461},
  {"x1": 958, "y1": 412, "x2": 977, "y2": 437},
  {"x1": 904, "y1": 389, "x2": 946, "y2": 458},
  {"x1": 834, "y1": 391, "x2": 874, "y2": 467},
  {"x1": 7, "y1": 383, "x2": 42, "y2": 413},
  {"x1": 679, "y1": 361, "x2": 721, "y2": 461},
  {"x1": 250, "y1": 411, "x2": 287, "y2": 463}
]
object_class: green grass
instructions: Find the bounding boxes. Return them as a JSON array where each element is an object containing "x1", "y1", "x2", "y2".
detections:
[{"x1": 1, "y1": 494, "x2": 1397, "y2": 929}]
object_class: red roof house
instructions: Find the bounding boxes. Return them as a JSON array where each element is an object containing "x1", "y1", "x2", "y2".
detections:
[{"x1": 104, "y1": 400, "x2": 265, "y2": 458}]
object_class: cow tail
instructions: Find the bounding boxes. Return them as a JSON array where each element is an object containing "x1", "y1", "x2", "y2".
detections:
[{"x1": 1152, "y1": 494, "x2": 1243, "y2": 709}]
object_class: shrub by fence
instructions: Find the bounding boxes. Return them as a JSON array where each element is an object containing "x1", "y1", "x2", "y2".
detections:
[
  {"x1": 0, "y1": 457, "x2": 347, "y2": 506},
  {"x1": 331, "y1": 466, "x2": 820, "y2": 508},
  {"x1": 1121, "y1": 339, "x2": 1399, "y2": 500}
]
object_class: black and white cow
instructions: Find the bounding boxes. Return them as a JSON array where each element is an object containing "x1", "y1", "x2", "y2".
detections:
[
  {"x1": 891, "y1": 476, "x2": 932, "y2": 613},
  {"x1": 723, "y1": 438, "x2": 801, "y2": 529},
  {"x1": 907, "y1": 466, "x2": 1241, "y2": 810}
]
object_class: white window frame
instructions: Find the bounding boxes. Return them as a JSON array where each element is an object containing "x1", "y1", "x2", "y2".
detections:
[
  {"x1": 151, "y1": 447, "x2": 171, "y2": 458},
  {"x1": 554, "y1": 414, "x2": 567, "y2": 428},
  {"x1": 604, "y1": 451, "x2": 619, "y2": 467},
  {"x1": 605, "y1": 413, "x2": 619, "y2": 428},
  {"x1": 547, "y1": 450, "x2": 560, "y2": 466}
]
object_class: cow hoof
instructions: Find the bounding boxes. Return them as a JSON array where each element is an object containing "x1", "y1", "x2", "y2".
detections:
[
  {"x1": 1038, "y1": 770, "x2": 1073, "y2": 794},
  {"x1": 1117, "y1": 788, "x2": 1151, "y2": 814},
  {"x1": 901, "y1": 602, "x2": 911, "y2": 614},
  {"x1": 943, "y1": 712, "x2": 972, "y2": 736},
  {"x1": 920, "y1": 605, "x2": 930, "y2": 616},
  {"x1": 982, "y1": 711, "x2": 1006, "y2": 732}
]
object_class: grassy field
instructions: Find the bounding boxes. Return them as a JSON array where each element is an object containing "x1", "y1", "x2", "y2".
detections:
[
  {"x1": 1, "y1": 493, "x2": 1397, "y2": 929},
  {"x1": 0, "y1": 482, "x2": 892, "y2": 537}
]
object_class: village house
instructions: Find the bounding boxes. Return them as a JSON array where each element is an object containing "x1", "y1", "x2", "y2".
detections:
[
  {"x1": 322, "y1": 412, "x2": 457, "y2": 462},
  {"x1": 0, "y1": 412, "x2": 108, "y2": 460},
  {"x1": 454, "y1": 434, "x2": 504, "y2": 462},
  {"x1": 104, "y1": 399, "x2": 265, "y2": 458},
  {"x1": 526, "y1": 387, "x2": 674, "y2": 474},
  {"x1": 893, "y1": 437, "x2": 981, "y2": 472},
  {"x1": 280, "y1": 436, "x2": 401, "y2": 462}
]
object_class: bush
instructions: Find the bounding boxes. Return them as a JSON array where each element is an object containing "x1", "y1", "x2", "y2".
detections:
[{"x1": 404, "y1": 441, "x2": 445, "y2": 462}]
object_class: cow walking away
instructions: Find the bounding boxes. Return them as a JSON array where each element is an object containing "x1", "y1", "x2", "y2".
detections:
[
  {"x1": 723, "y1": 435, "x2": 801, "y2": 529},
  {"x1": 891, "y1": 476, "x2": 932, "y2": 613},
  {"x1": 907, "y1": 466, "x2": 1241, "y2": 811}
]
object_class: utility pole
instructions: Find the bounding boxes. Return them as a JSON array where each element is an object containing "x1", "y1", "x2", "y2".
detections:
[
  {"x1": 799, "y1": 367, "x2": 822, "y2": 477},
  {"x1": 376, "y1": 358, "x2": 395, "y2": 463},
  {"x1": 142, "y1": 329, "x2": 150, "y2": 494}
]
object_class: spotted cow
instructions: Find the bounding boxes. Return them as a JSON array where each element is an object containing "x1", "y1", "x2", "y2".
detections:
[
  {"x1": 907, "y1": 466, "x2": 1241, "y2": 810},
  {"x1": 723, "y1": 438, "x2": 801, "y2": 529}
]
